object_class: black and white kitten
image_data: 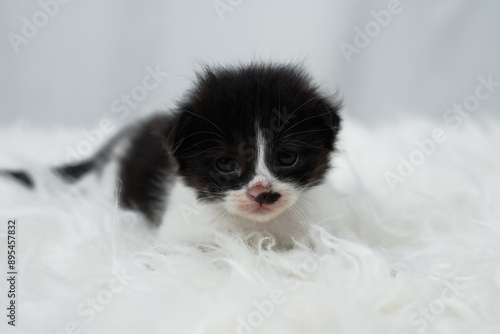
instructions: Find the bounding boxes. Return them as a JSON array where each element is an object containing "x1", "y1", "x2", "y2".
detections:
[{"x1": 2, "y1": 63, "x2": 342, "y2": 247}]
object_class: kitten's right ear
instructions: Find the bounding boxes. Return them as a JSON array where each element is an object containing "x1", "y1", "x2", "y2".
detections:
[{"x1": 152, "y1": 112, "x2": 190, "y2": 153}]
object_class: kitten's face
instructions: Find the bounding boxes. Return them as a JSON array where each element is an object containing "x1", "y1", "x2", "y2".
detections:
[{"x1": 160, "y1": 65, "x2": 341, "y2": 222}]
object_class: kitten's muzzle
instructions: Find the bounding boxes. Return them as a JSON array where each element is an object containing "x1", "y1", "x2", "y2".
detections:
[{"x1": 247, "y1": 185, "x2": 281, "y2": 205}]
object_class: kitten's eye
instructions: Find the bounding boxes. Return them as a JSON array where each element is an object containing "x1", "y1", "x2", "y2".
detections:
[
  {"x1": 276, "y1": 151, "x2": 298, "y2": 167},
  {"x1": 214, "y1": 158, "x2": 239, "y2": 174}
]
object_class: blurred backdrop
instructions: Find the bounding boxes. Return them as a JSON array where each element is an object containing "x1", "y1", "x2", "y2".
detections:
[{"x1": 1, "y1": 0, "x2": 499, "y2": 129}]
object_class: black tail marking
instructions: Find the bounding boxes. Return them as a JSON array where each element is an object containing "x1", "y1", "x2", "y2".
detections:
[
  {"x1": 53, "y1": 160, "x2": 96, "y2": 182},
  {"x1": 0, "y1": 170, "x2": 34, "y2": 188}
]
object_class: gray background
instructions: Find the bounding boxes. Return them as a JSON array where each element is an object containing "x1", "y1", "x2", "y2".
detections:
[{"x1": 1, "y1": 0, "x2": 499, "y2": 129}]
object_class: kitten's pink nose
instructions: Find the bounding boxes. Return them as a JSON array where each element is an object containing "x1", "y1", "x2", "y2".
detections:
[
  {"x1": 248, "y1": 185, "x2": 271, "y2": 199},
  {"x1": 247, "y1": 185, "x2": 281, "y2": 205}
]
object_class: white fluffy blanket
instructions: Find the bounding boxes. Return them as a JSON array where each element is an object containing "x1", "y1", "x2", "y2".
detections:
[{"x1": 1, "y1": 117, "x2": 499, "y2": 334}]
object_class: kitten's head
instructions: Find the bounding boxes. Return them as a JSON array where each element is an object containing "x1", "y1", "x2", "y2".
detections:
[{"x1": 159, "y1": 63, "x2": 341, "y2": 222}]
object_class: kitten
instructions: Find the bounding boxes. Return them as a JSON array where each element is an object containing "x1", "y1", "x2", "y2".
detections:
[{"x1": 2, "y1": 63, "x2": 342, "y2": 247}]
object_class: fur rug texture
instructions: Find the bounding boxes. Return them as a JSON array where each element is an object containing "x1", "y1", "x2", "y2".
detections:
[{"x1": 1, "y1": 116, "x2": 499, "y2": 334}]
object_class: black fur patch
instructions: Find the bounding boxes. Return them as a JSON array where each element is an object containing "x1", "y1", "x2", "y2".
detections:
[
  {"x1": 118, "y1": 115, "x2": 175, "y2": 225},
  {"x1": 0, "y1": 170, "x2": 34, "y2": 188}
]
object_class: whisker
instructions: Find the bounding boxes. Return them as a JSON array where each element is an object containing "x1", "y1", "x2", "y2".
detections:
[
  {"x1": 282, "y1": 139, "x2": 324, "y2": 150},
  {"x1": 280, "y1": 128, "x2": 333, "y2": 140},
  {"x1": 180, "y1": 146, "x2": 227, "y2": 158},
  {"x1": 279, "y1": 97, "x2": 317, "y2": 131},
  {"x1": 180, "y1": 140, "x2": 227, "y2": 154},
  {"x1": 280, "y1": 109, "x2": 332, "y2": 136},
  {"x1": 177, "y1": 130, "x2": 227, "y2": 142},
  {"x1": 177, "y1": 108, "x2": 226, "y2": 136}
]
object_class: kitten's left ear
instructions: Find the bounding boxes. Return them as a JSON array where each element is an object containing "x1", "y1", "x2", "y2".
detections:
[
  {"x1": 318, "y1": 97, "x2": 342, "y2": 135},
  {"x1": 152, "y1": 111, "x2": 191, "y2": 153}
]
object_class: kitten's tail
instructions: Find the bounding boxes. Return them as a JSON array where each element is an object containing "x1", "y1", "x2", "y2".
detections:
[
  {"x1": 0, "y1": 170, "x2": 35, "y2": 188},
  {"x1": 0, "y1": 125, "x2": 132, "y2": 188}
]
